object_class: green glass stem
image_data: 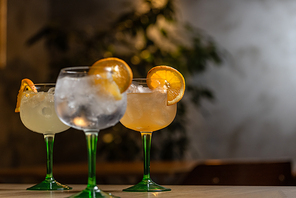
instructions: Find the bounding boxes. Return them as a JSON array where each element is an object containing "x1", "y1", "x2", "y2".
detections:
[
  {"x1": 85, "y1": 132, "x2": 98, "y2": 190},
  {"x1": 123, "y1": 132, "x2": 170, "y2": 192},
  {"x1": 142, "y1": 132, "x2": 152, "y2": 181},
  {"x1": 27, "y1": 134, "x2": 72, "y2": 190},
  {"x1": 44, "y1": 134, "x2": 55, "y2": 181},
  {"x1": 69, "y1": 131, "x2": 119, "y2": 197}
]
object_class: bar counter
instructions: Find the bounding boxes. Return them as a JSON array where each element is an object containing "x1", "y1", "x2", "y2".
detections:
[{"x1": 1, "y1": 184, "x2": 296, "y2": 198}]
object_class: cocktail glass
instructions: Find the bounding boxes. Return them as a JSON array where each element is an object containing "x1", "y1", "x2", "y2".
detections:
[
  {"x1": 19, "y1": 83, "x2": 72, "y2": 190},
  {"x1": 120, "y1": 78, "x2": 177, "y2": 192},
  {"x1": 54, "y1": 66, "x2": 127, "y2": 198}
]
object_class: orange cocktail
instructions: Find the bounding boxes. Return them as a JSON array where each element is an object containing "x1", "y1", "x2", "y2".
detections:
[{"x1": 120, "y1": 66, "x2": 185, "y2": 192}]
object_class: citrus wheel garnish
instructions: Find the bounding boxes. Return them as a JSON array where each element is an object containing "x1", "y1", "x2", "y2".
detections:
[
  {"x1": 146, "y1": 66, "x2": 185, "y2": 105},
  {"x1": 15, "y1": 78, "x2": 37, "y2": 112},
  {"x1": 89, "y1": 57, "x2": 133, "y2": 100}
]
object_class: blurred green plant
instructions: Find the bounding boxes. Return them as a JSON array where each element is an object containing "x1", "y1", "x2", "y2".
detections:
[{"x1": 27, "y1": 0, "x2": 223, "y2": 161}]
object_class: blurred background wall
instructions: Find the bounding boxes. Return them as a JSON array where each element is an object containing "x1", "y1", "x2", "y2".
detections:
[
  {"x1": 180, "y1": 0, "x2": 296, "y2": 168},
  {"x1": 0, "y1": 0, "x2": 49, "y2": 168},
  {"x1": 2, "y1": 0, "x2": 296, "y2": 175}
]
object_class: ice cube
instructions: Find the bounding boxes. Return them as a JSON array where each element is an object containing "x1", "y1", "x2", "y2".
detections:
[
  {"x1": 127, "y1": 84, "x2": 137, "y2": 93},
  {"x1": 41, "y1": 106, "x2": 53, "y2": 117},
  {"x1": 138, "y1": 85, "x2": 151, "y2": 93},
  {"x1": 153, "y1": 85, "x2": 167, "y2": 94},
  {"x1": 48, "y1": 87, "x2": 55, "y2": 94}
]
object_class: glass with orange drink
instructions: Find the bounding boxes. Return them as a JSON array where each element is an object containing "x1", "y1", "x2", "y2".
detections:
[{"x1": 120, "y1": 66, "x2": 185, "y2": 192}]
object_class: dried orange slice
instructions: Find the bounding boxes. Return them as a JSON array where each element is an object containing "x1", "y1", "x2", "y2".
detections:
[
  {"x1": 15, "y1": 78, "x2": 37, "y2": 112},
  {"x1": 89, "y1": 57, "x2": 133, "y2": 100},
  {"x1": 147, "y1": 66, "x2": 185, "y2": 105}
]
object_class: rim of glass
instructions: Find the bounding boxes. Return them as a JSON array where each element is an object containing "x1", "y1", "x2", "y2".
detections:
[
  {"x1": 60, "y1": 66, "x2": 90, "y2": 72},
  {"x1": 34, "y1": 83, "x2": 56, "y2": 86},
  {"x1": 60, "y1": 66, "x2": 115, "y2": 75},
  {"x1": 132, "y1": 78, "x2": 164, "y2": 82},
  {"x1": 132, "y1": 78, "x2": 147, "y2": 81},
  {"x1": 132, "y1": 78, "x2": 164, "y2": 80}
]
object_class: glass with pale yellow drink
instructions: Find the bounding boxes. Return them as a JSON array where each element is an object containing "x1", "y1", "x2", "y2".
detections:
[
  {"x1": 20, "y1": 84, "x2": 69, "y2": 134},
  {"x1": 15, "y1": 81, "x2": 71, "y2": 190}
]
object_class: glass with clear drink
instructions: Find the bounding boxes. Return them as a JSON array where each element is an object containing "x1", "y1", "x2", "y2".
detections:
[{"x1": 55, "y1": 66, "x2": 127, "y2": 198}]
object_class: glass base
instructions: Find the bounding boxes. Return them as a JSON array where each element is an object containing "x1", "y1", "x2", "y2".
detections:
[
  {"x1": 69, "y1": 186, "x2": 119, "y2": 198},
  {"x1": 27, "y1": 179, "x2": 72, "y2": 191},
  {"x1": 123, "y1": 179, "x2": 171, "y2": 192}
]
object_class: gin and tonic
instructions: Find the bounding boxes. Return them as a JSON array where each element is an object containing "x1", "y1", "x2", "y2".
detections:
[
  {"x1": 55, "y1": 58, "x2": 132, "y2": 198},
  {"x1": 16, "y1": 80, "x2": 71, "y2": 190}
]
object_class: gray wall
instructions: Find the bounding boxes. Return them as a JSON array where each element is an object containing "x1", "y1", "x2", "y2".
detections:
[{"x1": 180, "y1": 0, "x2": 296, "y2": 169}]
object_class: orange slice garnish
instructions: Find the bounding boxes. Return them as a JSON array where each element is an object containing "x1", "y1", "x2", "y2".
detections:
[
  {"x1": 89, "y1": 57, "x2": 133, "y2": 100},
  {"x1": 147, "y1": 66, "x2": 185, "y2": 105},
  {"x1": 15, "y1": 78, "x2": 37, "y2": 112}
]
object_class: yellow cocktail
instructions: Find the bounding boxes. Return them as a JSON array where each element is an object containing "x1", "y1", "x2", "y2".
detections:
[
  {"x1": 20, "y1": 86, "x2": 69, "y2": 134},
  {"x1": 15, "y1": 80, "x2": 71, "y2": 191}
]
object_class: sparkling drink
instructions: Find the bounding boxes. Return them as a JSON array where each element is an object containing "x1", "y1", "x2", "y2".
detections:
[
  {"x1": 17, "y1": 83, "x2": 71, "y2": 191},
  {"x1": 120, "y1": 89, "x2": 176, "y2": 132},
  {"x1": 120, "y1": 78, "x2": 177, "y2": 192},
  {"x1": 55, "y1": 65, "x2": 129, "y2": 198},
  {"x1": 55, "y1": 75, "x2": 126, "y2": 131},
  {"x1": 20, "y1": 87, "x2": 69, "y2": 134},
  {"x1": 120, "y1": 65, "x2": 185, "y2": 192}
]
